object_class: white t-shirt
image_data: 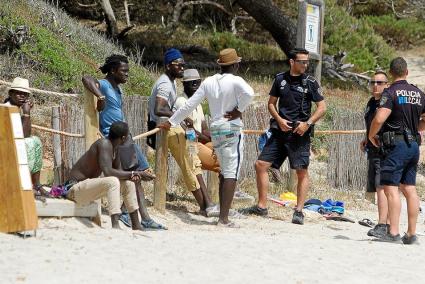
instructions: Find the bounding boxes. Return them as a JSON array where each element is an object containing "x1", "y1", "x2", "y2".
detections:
[
  {"x1": 173, "y1": 93, "x2": 205, "y2": 132},
  {"x1": 148, "y1": 74, "x2": 177, "y2": 122},
  {"x1": 169, "y1": 73, "x2": 254, "y2": 129}
]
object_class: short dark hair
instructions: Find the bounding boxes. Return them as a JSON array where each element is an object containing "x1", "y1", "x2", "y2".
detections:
[
  {"x1": 109, "y1": 121, "x2": 129, "y2": 140},
  {"x1": 389, "y1": 57, "x2": 407, "y2": 77},
  {"x1": 288, "y1": 48, "x2": 309, "y2": 60},
  {"x1": 374, "y1": 70, "x2": 388, "y2": 78},
  {"x1": 99, "y1": 54, "x2": 129, "y2": 74}
]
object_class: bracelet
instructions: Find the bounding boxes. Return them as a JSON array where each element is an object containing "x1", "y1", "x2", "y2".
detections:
[
  {"x1": 130, "y1": 171, "x2": 134, "y2": 179},
  {"x1": 97, "y1": 96, "x2": 105, "y2": 101},
  {"x1": 22, "y1": 114, "x2": 30, "y2": 117}
]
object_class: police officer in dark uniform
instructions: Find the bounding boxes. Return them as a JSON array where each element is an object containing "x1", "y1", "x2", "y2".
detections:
[
  {"x1": 369, "y1": 57, "x2": 425, "y2": 244},
  {"x1": 360, "y1": 70, "x2": 389, "y2": 238},
  {"x1": 240, "y1": 48, "x2": 326, "y2": 225}
]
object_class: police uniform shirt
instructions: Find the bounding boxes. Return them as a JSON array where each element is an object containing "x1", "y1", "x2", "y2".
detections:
[
  {"x1": 379, "y1": 80, "x2": 425, "y2": 134},
  {"x1": 364, "y1": 97, "x2": 380, "y2": 151},
  {"x1": 269, "y1": 71, "x2": 324, "y2": 123}
]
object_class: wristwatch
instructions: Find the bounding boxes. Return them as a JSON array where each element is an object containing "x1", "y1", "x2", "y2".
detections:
[{"x1": 306, "y1": 120, "x2": 313, "y2": 127}]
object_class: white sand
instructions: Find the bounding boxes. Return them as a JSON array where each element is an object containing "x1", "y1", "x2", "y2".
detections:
[{"x1": 1, "y1": 200, "x2": 424, "y2": 284}]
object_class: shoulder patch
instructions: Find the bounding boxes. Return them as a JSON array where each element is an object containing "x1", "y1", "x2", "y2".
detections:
[
  {"x1": 380, "y1": 96, "x2": 388, "y2": 106},
  {"x1": 306, "y1": 75, "x2": 317, "y2": 83}
]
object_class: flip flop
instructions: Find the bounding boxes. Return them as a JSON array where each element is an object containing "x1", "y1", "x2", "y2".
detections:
[
  {"x1": 141, "y1": 219, "x2": 168, "y2": 230},
  {"x1": 358, "y1": 218, "x2": 375, "y2": 228}
]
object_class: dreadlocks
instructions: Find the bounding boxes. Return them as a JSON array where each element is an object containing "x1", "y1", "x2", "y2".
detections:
[{"x1": 99, "y1": 54, "x2": 129, "y2": 74}]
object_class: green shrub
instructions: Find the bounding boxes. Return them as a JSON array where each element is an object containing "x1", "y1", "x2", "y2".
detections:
[
  {"x1": 323, "y1": 0, "x2": 394, "y2": 72},
  {"x1": 0, "y1": 0, "x2": 153, "y2": 95},
  {"x1": 208, "y1": 32, "x2": 284, "y2": 61},
  {"x1": 364, "y1": 15, "x2": 425, "y2": 49}
]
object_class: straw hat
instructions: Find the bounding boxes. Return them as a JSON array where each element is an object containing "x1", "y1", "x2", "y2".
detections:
[
  {"x1": 9, "y1": 77, "x2": 31, "y2": 94},
  {"x1": 182, "y1": 69, "x2": 201, "y2": 81},
  {"x1": 217, "y1": 48, "x2": 242, "y2": 66}
]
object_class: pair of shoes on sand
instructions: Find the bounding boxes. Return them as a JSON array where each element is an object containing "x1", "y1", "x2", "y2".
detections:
[
  {"x1": 374, "y1": 231, "x2": 419, "y2": 244},
  {"x1": 119, "y1": 213, "x2": 167, "y2": 230}
]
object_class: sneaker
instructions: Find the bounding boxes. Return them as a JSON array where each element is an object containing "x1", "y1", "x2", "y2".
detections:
[
  {"x1": 206, "y1": 204, "x2": 220, "y2": 217},
  {"x1": 376, "y1": 233, "x2": 401, "y2": 243},
  {"x1": 367, "y1": 224, "x2": 388, "y2": 238},
  {"x1": 292, "y1": 210, "x2": 304, "y2": 225},
  {"x1": 401, "y1": 233, "x2": 419, "y2": 245},
  {"x1": 119, "y1": 212, "x2": 132, "y2": 227},
  {"x1": 238, "y1": 205, "x2": 268, "y2": 216},
  {"x1": 228, "y1": 209, "x2": 248, "y2": 219},
  {"x1": 233, "y1": 190, "x2": 255, "y2": 202}
]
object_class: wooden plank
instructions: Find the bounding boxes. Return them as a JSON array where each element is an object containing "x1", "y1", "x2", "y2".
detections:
[
  {"x1": 207, "y1": 171, "x2": 219, "y2": 203},
  {"x1": 153, "y1": 117, "x2": 169, "y2": 212},
  {"x1": 0, "y1": 105, "x2": 38, "y2": 233},
  {"x1": 35, "y1": 199, "x2": 99, "y2": 217},
  {"x1": 83, "y1": 87, "x2": 99, "y2": 151},
  {"x1": 52, "y1": 106, "x2": 62, "y2": 184}
]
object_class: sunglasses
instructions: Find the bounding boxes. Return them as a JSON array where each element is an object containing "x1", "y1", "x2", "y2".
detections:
[
  {"x1": 369, "y1": 80, "x2": 388, "y2": 86},
  {"x1": 170, "y1": 62, "x2": 186, "y2": 68},
  {"x1": 186, "y1": 79, "x2": 201, "y2": 86},
  {"x1": 294, "y1": 60, "x2": 309, "y2": 65}
]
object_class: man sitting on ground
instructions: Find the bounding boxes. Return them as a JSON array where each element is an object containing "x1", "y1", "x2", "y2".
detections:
[{"x1": 65, "y1": 121, "x2": 155, "y2": 230}]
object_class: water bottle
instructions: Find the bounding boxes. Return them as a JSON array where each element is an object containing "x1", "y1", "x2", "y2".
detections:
[{"x1": 185, "y1": 127, "x2": 198, "y2": 156}]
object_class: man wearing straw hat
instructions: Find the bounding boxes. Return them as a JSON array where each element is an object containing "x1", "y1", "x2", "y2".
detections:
[
  {"x1": 240, "y1": 48, "x2": 326, "y2": 225},
  {"x1": 159, "y1": 48, "x2": 255, "y2": 227},
  {"x1": 3, "y1": 77, "x2": 44, "y2": 196}
]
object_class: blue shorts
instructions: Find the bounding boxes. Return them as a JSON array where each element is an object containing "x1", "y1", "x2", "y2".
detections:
[
  {"x1": 258, "y1": 129, "x2": 310, "y2": 169},
  {"x1": 380, "y1": 141, "x2": 419, "y2": 186}
]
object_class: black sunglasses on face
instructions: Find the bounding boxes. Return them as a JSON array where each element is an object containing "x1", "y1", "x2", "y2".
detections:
[
  {"x1": 294, "y1": 60, "x2": 309, "y2": 65},
  {"x1": 187, "y1": 80, "x2": 201, "y2": 86},
  {"x1": 369, "y1": 80, "x2": 387, "y2": 86}
]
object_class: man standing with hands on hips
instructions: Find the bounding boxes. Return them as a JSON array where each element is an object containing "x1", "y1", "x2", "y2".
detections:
[{"x1": 159, "y1": 48, "x2": 255, "y2": 228}]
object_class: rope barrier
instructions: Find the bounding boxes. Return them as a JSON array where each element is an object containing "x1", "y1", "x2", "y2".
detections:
[
  {"x1": 30, "y1": 123, "x2": 365, "y2": 140},
  {"x1": 0, "y1": 79, "x2": 80, "y2": 99},
  {"x1": 31, "y1": 124, "x2": 84, "y2": 138},
  {"x1": 241, "y1": 129, "x2": 366, "y2": 135}
]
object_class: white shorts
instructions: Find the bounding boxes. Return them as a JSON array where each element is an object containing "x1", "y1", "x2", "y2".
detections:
[{"x1": 211, "y1": 130, "x2": 244, "y2": 180}]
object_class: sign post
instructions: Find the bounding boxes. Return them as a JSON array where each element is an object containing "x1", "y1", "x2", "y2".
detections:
[{"x1": 297, "y1": 0, "x2": 325, "y2": 82}]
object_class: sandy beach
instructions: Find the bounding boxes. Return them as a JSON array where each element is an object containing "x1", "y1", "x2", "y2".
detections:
[{"x1": 1, "y1": 197, "x2": 424, "y2": 284}]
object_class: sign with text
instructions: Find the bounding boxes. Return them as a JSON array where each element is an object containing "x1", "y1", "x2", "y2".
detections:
[{"x1": 305, "y1": 4, "x2": 320, "y2": 54}]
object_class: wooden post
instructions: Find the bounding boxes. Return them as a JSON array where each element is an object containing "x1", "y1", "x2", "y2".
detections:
[
  {"x1": 154, "y1": 117, "x2": 168, "y2": 212},
  {"x1": 0, "y1": 105, "x2": 38, "y2": 233},
  {"x1": 83, "y1": 88, "x2": 99, "y2": 150},
  {"x1": 207, "y1": 171, "x2": 219, "y2": 203},
  {"x1": 52, "y1": 106, "x2": 62, "y2": 185},
  {"x1": 124, "y1": 0, "x2": 131, "y2": 26},
  {"x1": 83, "y1": 88, "x2": 102, "y2": 226},
  {"x1": 287, "y1": 167, "x2": 297, "y2": 193}
]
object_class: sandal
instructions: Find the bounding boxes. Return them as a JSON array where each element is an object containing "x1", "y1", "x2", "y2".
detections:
[
  {"x1": 358, "y1": 218, "x2": 375, "y2": 228},
  {"x1": 141, "y1": 219, "x2": 168, "y2": 230},
  {"x1": 216, "y1": 221, "x2": 240, "y2": 228}
]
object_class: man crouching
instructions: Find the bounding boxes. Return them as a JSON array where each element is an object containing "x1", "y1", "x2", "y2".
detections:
[{"x1": 65, "y1": 121, "x2": 155, "y2": 229}]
